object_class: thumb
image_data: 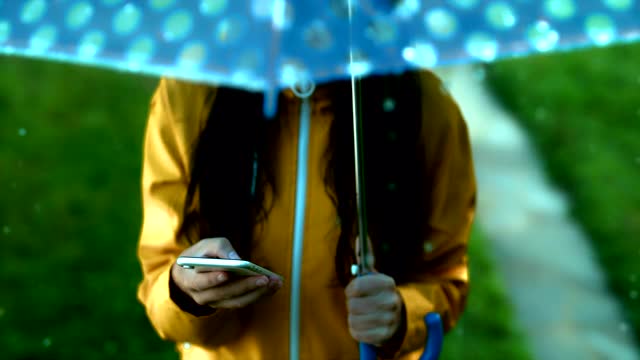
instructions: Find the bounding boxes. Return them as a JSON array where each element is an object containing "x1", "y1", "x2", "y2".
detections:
[{"x1": 199, "y1": 237, "x2": 241, "y2": 259}]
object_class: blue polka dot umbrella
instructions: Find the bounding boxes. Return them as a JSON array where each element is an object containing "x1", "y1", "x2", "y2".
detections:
[{"x1": 1, "y1": 1, "x2": 637, "y2": 360}]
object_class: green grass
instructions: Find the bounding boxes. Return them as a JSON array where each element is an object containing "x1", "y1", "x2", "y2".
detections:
[
  {"x1": 0, "y1": 56, "x2": 530, "y2": 359},
  {"x1": 486, "y1": 42, "x2": 640, "y2": 345},
  {"x1": 441, "y1": 228, "x2": 532, "y2": 360}
]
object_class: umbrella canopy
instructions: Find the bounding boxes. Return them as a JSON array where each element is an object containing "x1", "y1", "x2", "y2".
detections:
[{"x1": 1, "y1": 0, "x2": 638, "y2": 114}]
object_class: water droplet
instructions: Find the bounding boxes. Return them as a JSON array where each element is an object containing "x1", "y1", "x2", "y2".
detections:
[
  {"x1": 449, "y1": 0, "x2": 478, "y2": 9},
  {"x1": 18, "y1": 128, "x2": 27, "y2": 136},
  {"x1": 527, "y1": 20, "x2": 559, "y2": 52},
  {"x1": 280, "y1": 61, "x2": 308, "y2": 88},
  {"x1": 619, "y1": 322, "x2": 629, "y2": 333},
  {"x1": 630, "y1": 290, "x2": 638, "y2": 300},
  {"x1": 43, "y1": 337, "x2": 52, "y2": 347},
  {"x1": 126, "y1": 36, "x2": 155, "y2": 68},
  {"x1": 383, "y1": 98, "x2": 396, "y2": 112},
  {"x1": 424, "y1": 8, "x2": 458, "y2": 39},
  {"x1": 585, "y1": 14, "x2": 616, "y2": 46},
  {"x1": 544, "y1": 0, "x2": 576, "y2": 20},
  {"x1": 163, "y1": 10, "x2": 193, "y2": 42},
  {"x1": 77, "y1": 31, "x2": 105, "y2": 58},
  {"x1": 485, "y1": 2, "x2": 517, "y2": 30},
  {"x1": 113, "y1": 3, "x2": 142, "y2": 36},
  {"x1": 149, "y1": 0, "x2": 176, "y2": 10},
  {"x1": 66, "y1": 2, "x2": 94, "y2": 30},
  {"x1": 365, "y1": 17, "x2": 398, "y2": 44},
  {"x1": 423, "y1": 242, "x2": 434, "y2": 253},
  {"x1": 402, "y1": 41, "x2": 438, "y2": 67},
  {"x1": 177, "y1": 42, "x2": 207, "y2": 69},
  {"x1": 603, "y1": 0, "x2": 633, "y2": 11},
  {"x1": 102, "y1": 0, "x2": 124, "y2": 6},
  {"x1": 200, "y1": 0, "x2": 227, "y2": 16},
  {"x1": 393, "y1": 0, "x2": 421, "y2": 19},
  {"x1": 271, "y1": 0, "x2": 294, "y2": 31},
  {"x1": 214, "y1": 16, "x2": 246, "y2": 45},
  {"x1": 346, "y1": 50, "x2": 372, "y2": 77},
  {"x1": 29, "y1": 25, "x2": 57, "y2": 53},
  {"x1": 465, "y1": 33, "x2": 498, "y2": 61},
  {"x1": 303, "y1": 21, "x2": 333, "y2": 50},
  {"x1": 2, "y1": 226, "x2": 10, "y2": 235},
  {"x1": 183, "y1": 342, "x2": 192, "y2": 349},
  {"x1": 0, "y1": 21, "x2": 10, "y2": 44},
  {"x1": 21, "y1": 0, "x2": 47, "y2": 24}
]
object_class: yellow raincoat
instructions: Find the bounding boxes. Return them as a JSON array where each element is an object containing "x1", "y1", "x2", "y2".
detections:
[{"x1": 136, "y1": 70, "x2": 476, "y2": 360}]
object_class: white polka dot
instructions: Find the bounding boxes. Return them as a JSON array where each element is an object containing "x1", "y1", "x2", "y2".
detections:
[
  {"x1": 465, "y1": 33, "x2": 499, "y2": 61},
  {"x1": 544, "y1": 0, "x2": 576, "y2": 20},
  {"x1": 29, "y1": 24, "x2": 57, "y2": 53},
  {"x1": 424, "y1": 8, "x2": 458, "y2": 39},
  {"x1": 527, "y1": 20, "x2": 559, "y2": 52},
  {"x1": 21, "y1": 0, "x2": 47, "y2": 25},
  {"x1": 585, "y1": 14, "x2": 616, "y2": 46},
  {"x1": 66, "y1": 2, "x2": 94, "y2": 30},
  {"x1": 603, "y1": 0, "x2": 633, "y2": 11},
  {"x1": 178, "y1": 41, "x2": 207, "y2": 69},
  {"x1": 149, "y1": 0, "x2": 176, "y2": 11},
  {"x1": 214, "y1": 16, "x2": 246, "y2": 45},
  {"x1": 485, "y1": 2, "x2": 517, "y2": 30},
  {"x1": 402, "y1": 41, "x2": 438, "y2": 68},
  {"x1": 112, "y1": 3, "x2": 142, "y2": 36},
  {"x1": 448, "y1": 0, "x2": 478, "y2": 9},
  {"x1": 0, "y1": 20, "x2": 10, "y2": 44},
  {"x1": 163, "y1": 10, "x2": 193, "y2": 42},
  {"x1": 77, "y1": 30, "x2": 105, "y2": 58},
  {"x1": 200, "y1": 0, "x2": 228, "y2": 16},
  {"x1": 126, "y1": 36, "x2": 155, "y2": 68}
]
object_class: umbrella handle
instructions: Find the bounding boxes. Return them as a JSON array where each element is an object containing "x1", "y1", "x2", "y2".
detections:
[{"x1": 359, "y1": 312, "x2": 443, "y2": 360}]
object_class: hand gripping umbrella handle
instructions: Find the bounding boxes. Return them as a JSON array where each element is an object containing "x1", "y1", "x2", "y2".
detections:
[{"x1": 359, "y1": 312, "x2": 443, "y2": 360}]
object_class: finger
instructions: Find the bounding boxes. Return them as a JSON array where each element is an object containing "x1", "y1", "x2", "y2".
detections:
[
  {"x1": 350, "y1": 326, "x2": 393, "y2": 346},
  {"x1": 192, "y1": 275, "x2": 269, "y2": 305},
  {"x1": 188, "y1": 271, "x2": 230, "y2": 291},
  {"x1": 348, "y1": 312, "x2": 396, "y2": 332},
  {"x1": 208, "y1": 283, "x2": 277, "y2": 309},
  {"x1": 197, "y1": 237, "x2": 241, "y2": 259},
  {"x1": 345, "y1": 274, "x2": 396, "y2": 298},
  {"x1": 347, "y1": 293, "x2": 399, "y2": 315}
]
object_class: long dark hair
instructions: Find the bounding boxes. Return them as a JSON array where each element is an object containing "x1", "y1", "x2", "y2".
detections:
[{"x1": 179, "y1": 71, "x2": 430, "y2": 286}]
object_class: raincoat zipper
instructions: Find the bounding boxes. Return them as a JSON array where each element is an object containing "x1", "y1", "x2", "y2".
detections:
[{"x1": 290, "y1": 98, "x2": 312, "y2": 360}]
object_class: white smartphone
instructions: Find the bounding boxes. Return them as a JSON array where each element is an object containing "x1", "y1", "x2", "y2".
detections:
[{"x1": 176, "y1": 256, "x2": 283, "y2": 280}]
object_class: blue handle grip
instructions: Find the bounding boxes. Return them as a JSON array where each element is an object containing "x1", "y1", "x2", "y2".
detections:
[{"x1": 359, "y1": 312, "x2": 443, "y2": 360}]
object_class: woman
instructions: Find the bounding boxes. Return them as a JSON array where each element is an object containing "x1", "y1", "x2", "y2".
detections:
[{"x1": 136, "y1": 69, "x2": 476, "y2": 359}]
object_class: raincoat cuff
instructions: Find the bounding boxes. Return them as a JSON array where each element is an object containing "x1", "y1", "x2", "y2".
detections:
[{"x1": 395, "y1": 285, "x2": 435, "y2": 356}]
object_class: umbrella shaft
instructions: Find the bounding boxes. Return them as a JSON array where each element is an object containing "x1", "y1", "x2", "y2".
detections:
[{"x1": 289, "y1": 98, "x2": 311, "y2": 360}]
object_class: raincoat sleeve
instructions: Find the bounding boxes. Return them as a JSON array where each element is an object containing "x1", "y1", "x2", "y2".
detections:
[
  {"x1": 388, "y1": 71, "x2": 477, "y2": 359},
  {"x1": 136, "y1": 78, "x2": 241, "y2": 345}
]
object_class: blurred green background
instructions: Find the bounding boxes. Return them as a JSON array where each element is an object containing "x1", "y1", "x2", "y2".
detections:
[{"x1": 1, "y1": 41, "x2": 638, "y2": 359}]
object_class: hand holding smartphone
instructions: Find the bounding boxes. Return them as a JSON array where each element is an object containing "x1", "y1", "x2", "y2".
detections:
[{"x1": 177, "y1": 256, "x2": 283, "y2": 280}]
